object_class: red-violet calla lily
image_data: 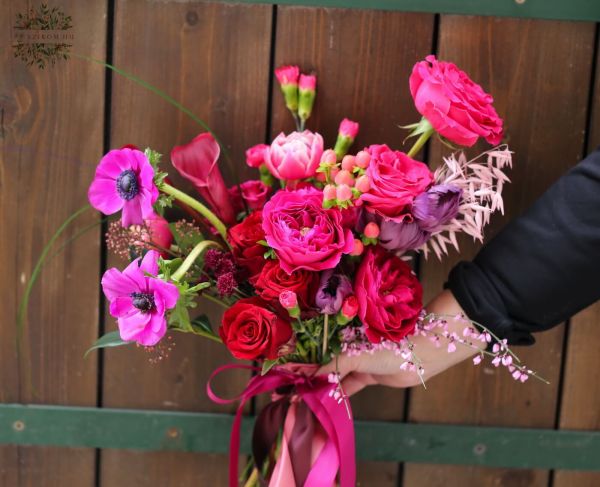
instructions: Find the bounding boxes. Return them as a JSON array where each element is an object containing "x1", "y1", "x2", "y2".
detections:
[{"x1": 171, "y1": 133, "x2": 236, "y2": 225}]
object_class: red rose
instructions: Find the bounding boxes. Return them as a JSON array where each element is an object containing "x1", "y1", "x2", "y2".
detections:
[
  {"x1": 228, "y1": 180, "x2": 272, "y2": 214},
  {"x1": 228, "y1": 211, "x2": 265, "y2": 281},
  {"x1": 254, "y1": 259, "x2": 320, "y2": 310},
  {"x1": 409, "y1": 55, "x2": 504, "y2": 147},
  {"x1": 219, "y1": 297, "x2": 292, "y2": 360},
  {"x1": 360, "y1": 144, "x2": 433, "y2": 222},
  {"x1": 354, "y1": 247, "x2": 423, "y2": 343}
]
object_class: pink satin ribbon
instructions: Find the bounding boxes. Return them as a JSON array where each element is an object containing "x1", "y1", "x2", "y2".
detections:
[{"x1": 207, "y1": 364, "x2": 356, "y2": 487}]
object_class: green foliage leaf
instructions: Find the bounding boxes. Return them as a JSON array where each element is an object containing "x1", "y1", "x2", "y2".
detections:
[
  {"x1": 85, "y1": 331, "x2": 132, "y2": 358},
  {"x1": 261, "y1": 359, "x2": 279, "y2": 376}
]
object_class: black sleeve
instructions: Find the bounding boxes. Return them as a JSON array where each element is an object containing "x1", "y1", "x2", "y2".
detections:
[{"x1": 446, "y1": 148, "x2": 600, "y2": 345}]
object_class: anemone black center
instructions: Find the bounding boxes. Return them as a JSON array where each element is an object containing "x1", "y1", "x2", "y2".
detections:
[
  {"x1": 323, "y1": 275, "x2": 341, "y2": 297},
  {"x1": 131, "y1": 292, "x2": 155, "y2": 312},
  {"x1": 116, "y1": 169, "x2": 139, "y2": 200}
]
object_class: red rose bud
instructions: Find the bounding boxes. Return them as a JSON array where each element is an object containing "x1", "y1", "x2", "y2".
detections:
[
  {"x1": 334, "y1": 118, "x2": 359, "y2": 160},
  {"x1": 143, "y1": 214, "x2": 173, "y2": 258},
  {"x1": 350, "y1": 238, "x2": 364, "y2": 256},
  {"x1": 275, "y1": 65, "x2": 300, "y2": 113},
  {"x1": 298, "y1": 73, "x2": 317, "y2": 123},
  {"x1": 355, "y1": 150, "x2": 371, "y2": 169},
  {"x1": 279, "y1": 290, "x2": 300, "y2": 318},
  {"x1": 337, "y1": 295, "x2": 359, "y2": 324},
  {"x1": 364, "y1": 222, "x2": 380, "y2": 238}
]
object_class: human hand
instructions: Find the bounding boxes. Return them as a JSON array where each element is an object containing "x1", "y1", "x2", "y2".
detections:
[{"x1": 317, "y1": 290, "x2": 485, "y2": 396}]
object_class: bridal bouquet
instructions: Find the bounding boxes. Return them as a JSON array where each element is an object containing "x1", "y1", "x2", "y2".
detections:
[{"x1": 84, "y1": 56, "x2": 538, "y2": 486}]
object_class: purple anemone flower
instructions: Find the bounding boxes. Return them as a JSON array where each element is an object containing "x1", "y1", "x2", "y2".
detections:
[
  {"x1": 412, "y1": 184, "x2": 462, "y2": 232},
  {"x1": 379, "y1": 220, "x2": 430, "y2": 253},
  {"x1": 101, "y1": 250, "x2": 179, "y2": 346},
  {"x1": 88, "y1": 148, "x2": 159, "y2": 227},
  {"x1": 315, "y1": 270, "x2": 353, "y2": 314}
]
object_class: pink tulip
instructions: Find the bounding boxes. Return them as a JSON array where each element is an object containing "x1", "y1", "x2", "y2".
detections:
[
  {"x1": 265, "y1": 130, "x2": 324, "y2": 181},
  {"x1": 171, "y1": 133, "x2": 236, "y2": 225}
]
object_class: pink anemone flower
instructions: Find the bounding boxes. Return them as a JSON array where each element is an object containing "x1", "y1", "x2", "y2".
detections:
[
  {"x1": 101, "y1": 250, "x2": 179, "y2": 346},
  {"x1": 88, "y1": 148, "x2": 159, "y2": 227}
]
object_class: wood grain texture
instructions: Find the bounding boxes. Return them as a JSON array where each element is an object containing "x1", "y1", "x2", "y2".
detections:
[
  {"x1": 271, "y1": 6, "x2": 435, "y2": 485},
  {"x1": 0, "y1": 0, "x2": 106, "y2": 485},
  {"x1": 553, "y1": 37, "x2": 600, "y2": 487},
  {"x1": 403, "y1": 15, "x2": 595, "y2": 487},
  {"x1": 100, "y1": 1, "x2": 272, "y2": 486}
]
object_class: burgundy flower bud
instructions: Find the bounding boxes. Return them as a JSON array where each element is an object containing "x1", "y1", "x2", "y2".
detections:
[
  {"x1": 315, "y1": 270, "x2": 353, "y2": 314},
  {"x1": 412, "y1": 184, "x2": 462, "y2": 232},
  {"x1": 379, "y1": 220, "x2": 430, "y2": 253}
]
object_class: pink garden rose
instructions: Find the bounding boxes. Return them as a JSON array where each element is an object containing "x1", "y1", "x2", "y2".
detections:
[
  {"x1": 88, "y1": 148, "x2": 158, "y2": 227},
  {"x1": 102, "y1": 250, "x2": 179, "y2": 346},
  {"x1": 410, "y1": 55, "x2": 504, "y2": 147},
  {"x1": 265, "y1": 130, "x2": 324, "y2": 181},
  {"x1": 360, "y1": 144, "x2": 433, "y2": 222},
  {"x1": 262, "y1": 187, "x2": 354, "y2": 274},
  {"x1": 354, "y1": 246, "x2": 423, "y2": 343}
]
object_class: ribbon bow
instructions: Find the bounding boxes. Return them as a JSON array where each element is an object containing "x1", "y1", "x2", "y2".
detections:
[{"x1": 207, "y1": 364, "x2": 356, "y2": 487}]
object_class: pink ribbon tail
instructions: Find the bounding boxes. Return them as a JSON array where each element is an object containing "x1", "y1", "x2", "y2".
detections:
[{"x1": 207, "y1": 364, "x2": 356, "y2": 487}]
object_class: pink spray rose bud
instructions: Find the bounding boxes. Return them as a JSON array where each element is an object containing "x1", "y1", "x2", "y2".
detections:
[
  {"x1": 265, "y1": 130, "x2": 324, "y2": 181},
  {"x1": 245, "y1": 144, "x2": 269, "y2": 168},
  {"x1": 336, "y1": 184, "x2": 353, "y2": 202},
  {"x1": 320, "y1": 149, "x2": 337, "y2": 166},
  {"x1": 341, "y1": 155, "x2": 356, "y2": 171},
  {"x1": 298, "y1": 73, "x2": 317, "y2": 122},
  {"x1": 275, "y1": 65, "x2": 300, "y2": 113},
  {"x1": 364, "y1": 222, "x2": 380, "y2": 239},
  {"x1": 334, "y1": 118, "x2": 360, "y2": 160},
  {"x1": 334, "y1": 169, "x2": 355, "y2": 187},
  {"x1": 355, "y1": 174, "x2": 370, "y2": 193},
  {"x1": 350, "y1": 238, "x2": 364, "y2": 256},
  {"x1": 279, "y1": 290, "x2": 300, "y2": 318},
  {"x1": 323, "y1": 184, "x2": 337, "y2": 201},
  {"x1": 341, "y1": 295, "x2": 359, "y2": 319},
  {"x1": 355, "y1": 150, "x2": 371, "y2": 169}
]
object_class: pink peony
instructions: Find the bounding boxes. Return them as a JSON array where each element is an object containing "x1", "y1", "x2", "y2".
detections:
[
  {"x1": 88, "y1": 148, "x2": 159, "y2": 227},
  {"x1": 171, "y1": 133, "x2": 236, "y2": 225},
  {"x1": 262, "y1": 188, "x2": 354, "y2": 274},
  {"x1": 354, "y1": 247, "x2": 423, "y2": 343},
  {"x1": 245, "y1": 143, "x2": 269, "y2": 168},
  {"x1": 410, "y1": 55, "x2": 504, "y2": 147},
  {"x1": 102, "y1": 250, "x2": 179, "y2": 346},
  {"x1": 265, "y1": 130, "x2": 324, "y2": 181},
  {"x1": 360, "y1": 144, "x2": 433, "y2": 222}
]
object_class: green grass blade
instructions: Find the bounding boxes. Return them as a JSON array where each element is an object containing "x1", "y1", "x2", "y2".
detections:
[
  {"x1": 71, "y1": 53, "x2": 228, "y2": 159},
  {"x1": 17, "y1": 205, "x2": 91, "y2": 339}
]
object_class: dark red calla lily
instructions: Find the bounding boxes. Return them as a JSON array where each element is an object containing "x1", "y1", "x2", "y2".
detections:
[{"x1": 171, "y1": 133, "x2": 236, "y2": 225}]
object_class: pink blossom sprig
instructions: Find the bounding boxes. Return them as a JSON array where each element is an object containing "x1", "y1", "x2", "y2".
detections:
[
  {"x1": 420, "y1": 145, "x2": 513, "y2": 260},
  {"x1": 339, "y1": 309, "x2": 547, "y2": 385}
]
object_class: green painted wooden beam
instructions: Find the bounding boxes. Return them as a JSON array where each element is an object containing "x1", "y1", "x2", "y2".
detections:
[
  {"x1": 1, "y1": 404, "x2": 599, "y2": 469},
  {"x1": 224, "y1": 0, "x2": 600, "y2": 22}
]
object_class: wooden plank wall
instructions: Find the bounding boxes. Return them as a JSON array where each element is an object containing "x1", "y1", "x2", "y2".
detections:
[{"x1": 1, "y1": 1, "x2": 598, "y2": 486}]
